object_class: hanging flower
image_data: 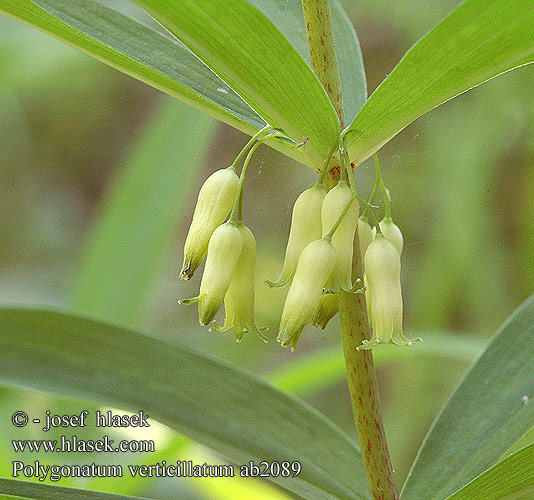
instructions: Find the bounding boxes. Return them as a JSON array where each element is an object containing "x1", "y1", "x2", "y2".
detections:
[
  {"x1": 181, "y1": 167, "x2": 239, "y2": 280},
  {"x1": 196, "y1": 222, "x2": 243, "y2": 326},
  {"x1": 267, "y1": 183, "x2": 325, "y2": 287},
  {"x1": 379, "y1": 217, "x2": 403, "y2": 255},
  {"x1": 358, "y1": 216, "x2": 375, "y2": 325},
  {"x1": 277, "y1": 237, "x2": 336, "y2": 350},
  {"x1": 312, "y1": 292, "x2": 338, "y2": 329},
  {"x1": 358, "y1": 215, "x2": 376, "y2": 262},
  {"x1": 321, "y1": 181, "x2": 359, "y2": 292},
  {"x1": 359, "y1": 233, "x2": 418, "y2": 349},
  {"x1": 211, "y1": 222, "x2": 267, "y2": 341}
]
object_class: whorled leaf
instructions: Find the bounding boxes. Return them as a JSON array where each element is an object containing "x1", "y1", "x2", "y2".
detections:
[
  {"x1": 344, "y1": 0, "x2": 534, "y2": 166},
  {"x1": 131, "y1": 0, "x2": 340, "y2": 165},
  {"x1": 402, "y1": 295, "x2": 534, "y2": 499},
  {"x1": 0, "y1": 308, "x2": 371, "y2": 500}
]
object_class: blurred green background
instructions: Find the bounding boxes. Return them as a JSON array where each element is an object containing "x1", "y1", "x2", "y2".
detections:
[{"x1": 0, "y1": 0, "x2": 533, "y2": 498}]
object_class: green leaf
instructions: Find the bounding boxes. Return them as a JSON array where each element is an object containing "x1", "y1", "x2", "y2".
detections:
[
  {"x1": 401, "y1": 295, "x2": 534, "y2": 500},
  {"x1": 445, "y1": 444, "x2": 534, "y2": 500},
  {"x1": 0, "y1": 308, "x2": 370, "y2": 500},
  {"x1": 245, "y1": 0, "x2": 367, "y2": 121},
  {"x1": 269, "y1": 331, "x2": 484, "y2": 396},
  {"x1": 344, "y1": 0, "x2": 534, "y2": 166},
  {"x1": 502, "y1": 426, "x2": 534, "y2": 458},
  {"x1": 70, "y1": 98, "x2": 213, "y2": 325},
  {"x1": 132, "y1": 0, "x2": 340, "y2": 165},
  {"x1": 0, "y1": 0, "x2": 306, "y2": 165},
  {"x1": 0, "y1": 479, "x2": 150, "y2": 500}
]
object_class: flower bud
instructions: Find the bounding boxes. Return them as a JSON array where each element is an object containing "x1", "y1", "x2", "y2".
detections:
[
  {"x1": 358, "y1": 216, "x2": 376, "y2": 262},
  {"x1": 360, "y1": 233, "x2": 415, "y2": 349},
  {"x1": 312, "y1": 292, "x2": 338, "y2": 329},
  {"x1": 321, "y1": 181, "x2": 359, "y2": 291},
  {"x1": 181, "y1": 167, "x2": 239, "y2": 280},
  {"x1": 267, "y1": 183, "x2": 325, "y2": 287},
  {"x1": 211, "y1": 222, "x2": 267, "y2": 341},
  {"x1": 278, "y1": 238, "x2": 336, "y2": 350},
  {"x1": 198, "y1": 222, "x2": 243, "y2": 326},
  {"x1": 379, "y1": 217, "x2": 403, "y2": 255}
]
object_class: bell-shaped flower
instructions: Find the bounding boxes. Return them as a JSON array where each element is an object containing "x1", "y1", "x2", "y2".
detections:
[
  {"x1": 359, "y1": 233, "x2": 418, "y2": 349},
  {"x1": 277, "y1": 237, "x2": 336, "y2": 350},
  {"x1": 181, "y1": 167, "x2": 239, "y2": 280},
  {"x1": 321, "y1": 181, "x2": 359, "y2": 291},
  {"x1": 197, "y1": 222, "x2": 243, "y2": 326},
  {"x1": 312, "y1": 292, "x2": 338, "y2": 329},
  {"x1": 267, "y1": 183, "x2": 325, "y2": 287},
  {"x1": 364, "y1": 273, "x2": 372, "y2": 326},
  {"x1": 379, "y1": 217, "x2": 403, "y2": 255},
  {"x1": 211, "y1": 222, "x2": 267, "y2": 342},
  {"x1": 358, "y1": 215, "x2": 376, "y2": 262},
  {"x1": 358, "y1": 216, "x2": 375, "y2": 326}
]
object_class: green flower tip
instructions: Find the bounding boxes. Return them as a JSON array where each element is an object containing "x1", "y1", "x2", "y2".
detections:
[{"x1": 312, "y1": 293, "x2": 338, "y2": 329}]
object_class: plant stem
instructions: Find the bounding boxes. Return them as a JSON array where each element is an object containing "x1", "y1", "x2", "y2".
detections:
[
  {"x1": 303, "y1": 2, "x2": 399, "y2": 499},
  {"x1": 338, "y1": 259, "x2": 399, "y2": 500},
  {"x1": 302, "y1": 0, "x2": 345, "y2": 128},
  {"x1": 302, "y1": 0, "x2": 344, "y2": 189}
]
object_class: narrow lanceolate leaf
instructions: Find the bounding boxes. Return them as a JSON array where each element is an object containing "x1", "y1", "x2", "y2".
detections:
[
  {"x1": 402, "y1": 295, "x2": 534, "y2": 500},
  {"x1": 344, "y1": 0, "x2": 534, "y2": 166},
  {"x1": 0, "y1": 479, "x2": 150, "y2": 500},
  {"x1": 71, "y1": 99, "x2": 213, "y2": 325},
  {"x1": 0, "y1": 308, "x2": 371, "y2": 500},
  {"x1": 246, "y1": 0, "x2": 367, "y2": 121},
  {"x1": 0, "y1": 0, "x2": 306, "y2": 165},
  {"x1": 445, "y1": 444, "x2": 534, "y2": 500},
  {"x1": 132, "y1": 0, "x2": 340, "y2": 165}
]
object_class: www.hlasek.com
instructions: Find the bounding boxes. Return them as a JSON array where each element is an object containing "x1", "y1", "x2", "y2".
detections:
[{"x1": 10, "y1": 409, "x2": 302, "y2": 482}]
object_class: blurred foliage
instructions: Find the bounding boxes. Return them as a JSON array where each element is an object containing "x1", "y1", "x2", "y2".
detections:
[{"x1": 0, "y1": 0, "x2": 532, "y2": 498}]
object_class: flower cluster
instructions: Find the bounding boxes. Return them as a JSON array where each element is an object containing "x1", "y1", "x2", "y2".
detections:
[
  {"x1": 179, "y1": 165, "x2": 267, "y2": 342},
  {"x1": 180, "y1": 132, "x2": 419, "y2": 350}
]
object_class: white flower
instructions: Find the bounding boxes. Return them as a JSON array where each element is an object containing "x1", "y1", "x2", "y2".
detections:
[
  {"x1": 358, "y1": 215, "x2": 376, "y2": 262},
  {"x1": 211, "y1": 222, "x2": 267, "y2": 341},
  {"x1": 379, "y1": 217, "x2": 403, "y2": 255},
  {"x1": 197, "y1": 222, "x2": 243, "y2": 326},
  {"x1": 181, "y1": 167, "x2": 238, "y2": 280},
  {"x1": 278, "y1": 238, "x2": 336, "y2": 350},
  {"x1": 267, "y1": 183, "x2": 325, "y2": 287},
  {"x1": 359, "y1": 233, "x2": 418, "y2": 349},
  {"x1": 321, "y1": 181, "x2": 359, "y2": 291}
]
